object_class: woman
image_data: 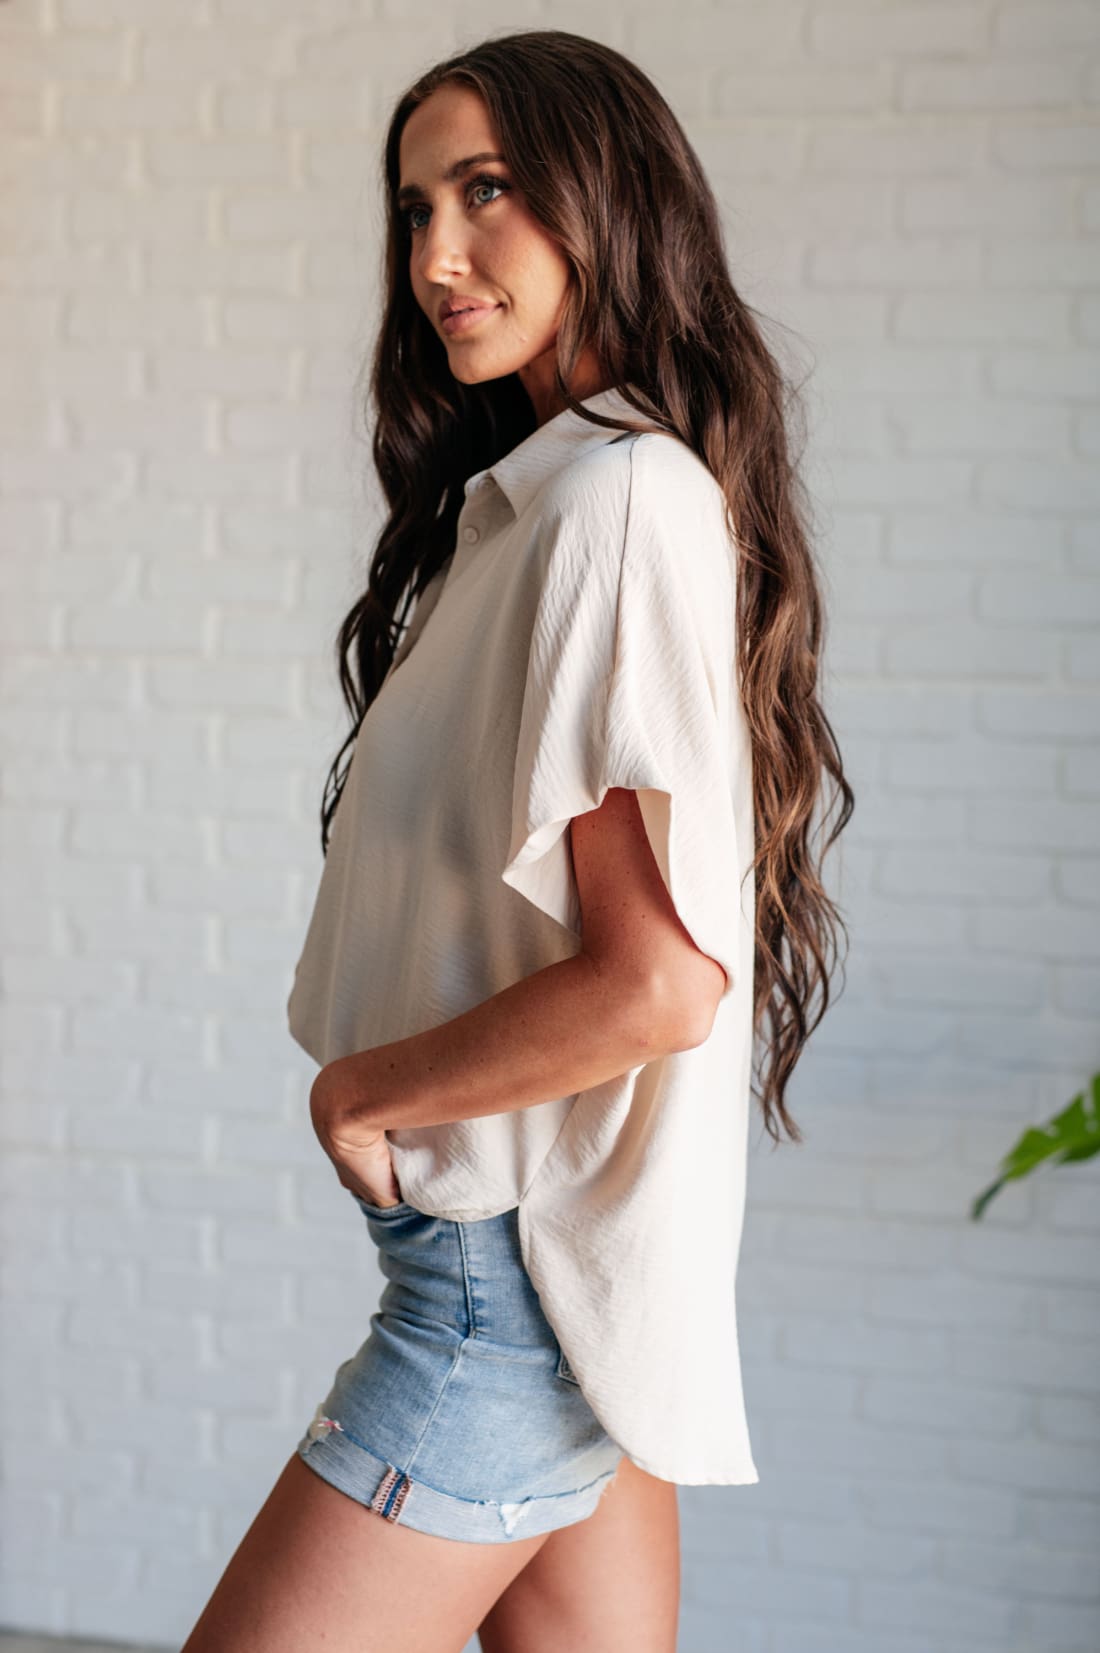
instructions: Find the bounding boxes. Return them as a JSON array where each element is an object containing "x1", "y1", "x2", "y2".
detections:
[{"x1": 182, "y1": 28, "x2": 852, "y2": 1653}]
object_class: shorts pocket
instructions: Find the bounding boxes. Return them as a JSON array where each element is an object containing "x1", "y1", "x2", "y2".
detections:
[{"x1": 352, "y1": 1191, "x2": 416, "y2": 1219}]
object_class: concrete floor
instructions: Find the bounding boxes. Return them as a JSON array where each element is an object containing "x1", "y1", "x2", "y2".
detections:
[{"x1": 0, "y1": 1638, "x2": 167, "y2": 1652}]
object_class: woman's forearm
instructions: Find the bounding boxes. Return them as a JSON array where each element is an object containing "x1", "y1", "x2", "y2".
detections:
[{"x1": 330, "y1": 951, "x2": 698, "y2": 1133}]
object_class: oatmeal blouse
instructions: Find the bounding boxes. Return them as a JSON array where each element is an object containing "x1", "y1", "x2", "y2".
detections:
[{"x1": 287, "y1": 385, "x2": 759, "y2": 1486}]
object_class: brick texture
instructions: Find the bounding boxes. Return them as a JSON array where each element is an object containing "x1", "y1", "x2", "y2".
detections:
[{"x1": 1, "y1": 2, "x2": 1097, "y2": 1649}]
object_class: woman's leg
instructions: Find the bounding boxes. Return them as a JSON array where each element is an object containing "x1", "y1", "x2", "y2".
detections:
[
  {"x1": 180, "y1": 1452, "x2": 552, "y2": 1653},
  {"x1": 475, "y1": 1456, "x2": 680, "y2": 1653}
]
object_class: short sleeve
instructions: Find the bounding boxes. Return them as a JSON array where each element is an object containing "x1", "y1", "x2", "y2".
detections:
[{"x1": 500, "y1": 433, "x2": 747, "y2": 1000}]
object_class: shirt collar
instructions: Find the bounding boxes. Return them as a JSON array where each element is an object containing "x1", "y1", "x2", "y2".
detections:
[{"x1": 465, "y1": 384, "x2": 647, "y2": 522}]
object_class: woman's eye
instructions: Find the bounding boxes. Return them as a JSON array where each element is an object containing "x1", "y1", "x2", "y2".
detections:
[
  {"x1": 470, "y1": 178, "x2": 505, "y2": 208},
  {"x1": 401, "y1": 175, "x2": 509, "y2": 233}
]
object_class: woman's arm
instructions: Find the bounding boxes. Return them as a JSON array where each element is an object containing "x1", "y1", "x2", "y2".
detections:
[{"x1": 314, "y1": 787, "x2": 727, "y2": 1138}]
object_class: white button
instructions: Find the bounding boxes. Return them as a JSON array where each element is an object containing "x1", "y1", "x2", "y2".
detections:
[{"x1": 462, "y1": 525, "x2": 480, "y2": 544}]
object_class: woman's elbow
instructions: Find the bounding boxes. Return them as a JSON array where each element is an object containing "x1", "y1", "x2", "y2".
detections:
[{"x1": 621, "y1": 947, "x2": 728, "y2": 1056}]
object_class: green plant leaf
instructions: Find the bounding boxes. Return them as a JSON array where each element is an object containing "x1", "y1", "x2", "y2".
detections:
[{"x1": 970, "y1": 1073, "x2": 1100, "y2": 1221}]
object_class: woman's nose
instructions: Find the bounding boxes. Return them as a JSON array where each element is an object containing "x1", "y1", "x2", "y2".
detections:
[{"x1": 417, "y1": 213, "x2": 472, "y2": 287}]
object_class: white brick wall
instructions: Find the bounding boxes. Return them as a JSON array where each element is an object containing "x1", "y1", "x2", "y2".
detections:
[{"x1": 1, "y1": 3, "x2": 1097, "y2": 1649}]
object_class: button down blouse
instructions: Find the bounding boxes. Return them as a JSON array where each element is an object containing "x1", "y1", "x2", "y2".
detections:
[{"x1": 287, "y1": 385, "x2": 759, "y2": 1485}]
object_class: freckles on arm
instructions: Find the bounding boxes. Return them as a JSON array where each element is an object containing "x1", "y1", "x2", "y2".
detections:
[{"x1": 568, "y1": 786, "x2": 727, "y2": 1050}]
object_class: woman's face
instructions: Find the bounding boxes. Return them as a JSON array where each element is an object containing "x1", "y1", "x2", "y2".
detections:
[{"x1": 397, "y1": 84, "x2": 602, "y2": 424}]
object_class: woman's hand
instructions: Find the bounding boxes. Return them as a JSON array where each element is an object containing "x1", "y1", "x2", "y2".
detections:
[{"x1": 309, "y1": 1057, "x2": 405, "y2": 1209}]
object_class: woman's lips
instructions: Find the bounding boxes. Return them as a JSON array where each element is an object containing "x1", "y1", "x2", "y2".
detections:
[{"x1": 441, "y1": 303, "x2": 501, "y2": 336}]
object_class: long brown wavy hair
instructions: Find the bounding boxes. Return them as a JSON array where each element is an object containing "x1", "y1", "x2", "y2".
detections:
[{"x1": 319, "y1": 29, "x2": 853, "y2": 1145}]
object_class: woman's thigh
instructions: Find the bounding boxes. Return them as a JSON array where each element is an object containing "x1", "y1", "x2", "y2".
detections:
[
  {"x1": 180, "y1": 1452, "x2": 553, "y2": 1653},
  {"x1": 475, "y1": 1455, "x2": 681, "y2": 1653}
]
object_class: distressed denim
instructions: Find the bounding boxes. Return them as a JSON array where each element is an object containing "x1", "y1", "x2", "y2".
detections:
[{"x1": 296, "y1": 1197, "x2": 624, "y2": 1543}]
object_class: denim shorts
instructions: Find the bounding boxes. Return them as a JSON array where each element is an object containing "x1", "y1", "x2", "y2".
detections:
[{"x1": 295, "y1": 1194, "x2": 625, "y2": 1544}]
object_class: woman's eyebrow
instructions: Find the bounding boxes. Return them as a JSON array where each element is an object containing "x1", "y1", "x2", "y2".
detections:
[{"x1": 396, "y1": 152, "x2": 508, "y2": 207}]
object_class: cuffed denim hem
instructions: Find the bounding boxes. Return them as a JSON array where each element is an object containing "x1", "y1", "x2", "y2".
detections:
[{"x1": 295, "y1": 1411, "x2": 623, "y2": 1544}]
